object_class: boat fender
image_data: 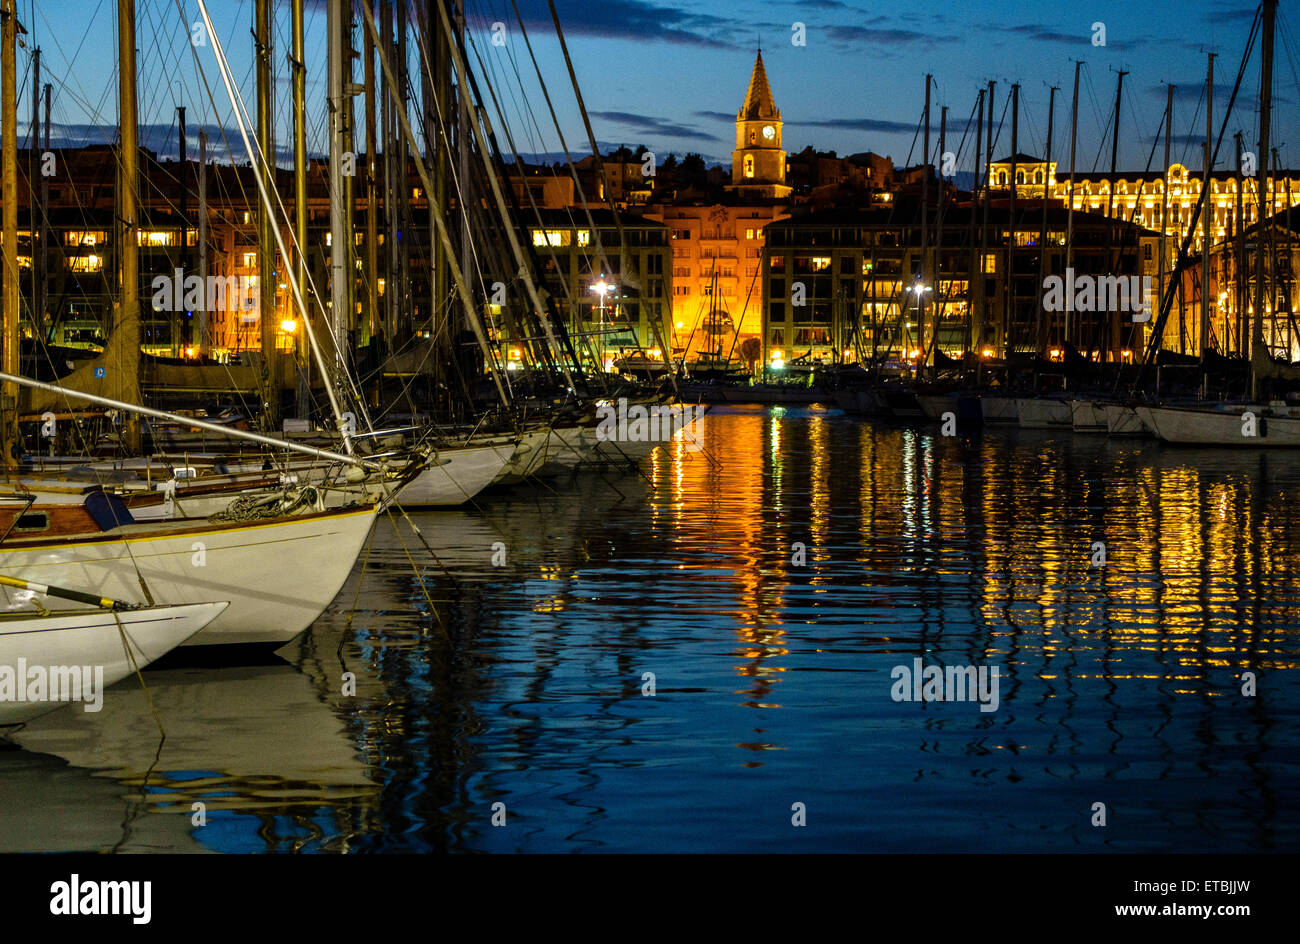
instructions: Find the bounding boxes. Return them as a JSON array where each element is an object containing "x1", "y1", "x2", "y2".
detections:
[
  {"x1": 1259, "y1": 417, "x2": 1268, "y2": 438},
  {"x1": 344, "y1": 466, "x2": 368, "y2": 483}
]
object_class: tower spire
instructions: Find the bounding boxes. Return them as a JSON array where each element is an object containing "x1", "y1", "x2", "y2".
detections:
[{"x1": 739, "y1": 49, "x2": 779, "y2": 122}]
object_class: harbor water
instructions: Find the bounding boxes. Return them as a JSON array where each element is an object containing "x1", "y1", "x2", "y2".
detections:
[{"x1": 3, "y1": 404, "x2": 1298, "y2": 852}]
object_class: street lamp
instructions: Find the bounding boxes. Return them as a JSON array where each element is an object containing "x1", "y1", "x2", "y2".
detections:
[{"x1": 591, "y1": 279, "x2": 615, "y2": 371}]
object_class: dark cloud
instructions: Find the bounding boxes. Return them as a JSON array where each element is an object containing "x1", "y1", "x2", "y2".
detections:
[
  {"x1": 492, "y1": 0, "x2": 740, "y2": 49},
  {"x1": 790, "y1": 116, "x2": 918, "y2": 134},
  {"x1": 984, "y1": 22, "x2": 1127, "y2": 50},
  {"x1": 42, "y1": 123, "x2": 317, "y2": 166},
  {"x1": 694, "y1": 110, "x2": 738, "y2": 122},
  {"x1": 1202, "y1": 2, "x2": 1257, "y2": 22},
  {"x1": 589, "y1": 110, "x2": 721, "y2": 143},
  {"x1": 830, "y1": 24, "x2": 960, "y2": 46}
]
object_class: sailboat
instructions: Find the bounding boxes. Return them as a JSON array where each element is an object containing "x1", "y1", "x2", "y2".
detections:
[
  {"x1": 1, "y1": 599, "x2": 227, "y2": 724},
  {"x1": 1135, "y1": 0, "x2": 1299, "y2": 446}
]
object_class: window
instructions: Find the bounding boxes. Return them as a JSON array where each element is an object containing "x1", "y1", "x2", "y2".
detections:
[
  {"x1": 769, "y1": 254, "x2": 785, "y2": 272},
  {"x1": 531, "y1": 229, "x2": 572, "y2": 247},
  {"x1": 672, "y1": 229, "x2": 691, "y2": 240},
  {"x1": 68, "y1": 255, "x2": 103, "y2": 273},
  {"x1": 746, "y1": 228, "x2": 755, "y2": 240},
  {"x1": 1035, "y1": 170, "x2": 1043, "y2": 184},
  {"x1": 64, "y1": 230, "x2": 106, "y2": 247},
  {"x1": 839, "y1": 256, "x2": 856, "y2": 274},
  {"x1": 744, "y1": 155, "x2": 754, "y2": 178},
  {"x1": 998, "y1": 172, "x2": 1007, "y2": 186},
  {"x1": 769, "y1": 302, "x2": 786, "y2": 322},
  {"x1": 771, "y1": 329, "x2": 785, "y2": 346}
]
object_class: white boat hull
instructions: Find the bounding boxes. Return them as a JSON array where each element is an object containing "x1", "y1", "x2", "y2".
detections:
[
  {"x1": 0, "y1": 601, "x2": 227, "y2": 724},
  {"x1": 1104, "y1": 404, "x2": 1145, "y2": 436},
  {"x1": 1016, "y1": 397, "x2": 1072, "y2": 429},
  {"x1": 371, "y1": 444, "x2": 511, "y2": 506},
  {"x1": 1142, "y1": 405, "x2": 1300, "y2": 445},
  {"x1": 1068, "y1": 399, "x2": 1108, "y2": 432},
  {"x1": 0, "y1": 506, "x2": 378, "y2": 647},
  {"x1": 916, "y1": 394, "x2": 958, "y2": 421},
  {"x1": 980, "y1": 396, "x2": 1019, "y2": 424}
]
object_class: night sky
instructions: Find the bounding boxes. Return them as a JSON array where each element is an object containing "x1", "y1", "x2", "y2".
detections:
[{"x1": 13, "y1": 0, "x2": 1296, "y2": 176}]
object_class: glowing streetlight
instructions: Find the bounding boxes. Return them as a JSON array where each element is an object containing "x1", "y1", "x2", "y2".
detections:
[{"x1": 591, "y1": 279, "x2": 616, "y2": 371}]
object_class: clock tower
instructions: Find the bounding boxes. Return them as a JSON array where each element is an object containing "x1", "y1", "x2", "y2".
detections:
[{"x1": 730, "y1": 50, "x2": 791, "y2": 198}]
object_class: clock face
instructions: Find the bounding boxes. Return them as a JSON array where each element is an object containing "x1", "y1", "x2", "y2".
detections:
[{"x1": 762, "y1": 125, "x2": 775, "y2": 140}]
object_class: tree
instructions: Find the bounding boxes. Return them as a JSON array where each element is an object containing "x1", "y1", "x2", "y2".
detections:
[{"x1": 740, "y1": 337, "x2": 762, "y2": 373}]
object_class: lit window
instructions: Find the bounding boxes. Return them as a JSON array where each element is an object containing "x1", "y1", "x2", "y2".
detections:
[
  {"x1": 68, "y1": 255, "x2": 102, "y2": 273},
  {"x1": 64, "y1": 230, "x2": 106, "y2": 247},
  {"x1": 744, "y1": 155, "x2": 755, "y2": 178},
  {"x1": 531, "y1": 229, "x2": 572, "y2": 247}
]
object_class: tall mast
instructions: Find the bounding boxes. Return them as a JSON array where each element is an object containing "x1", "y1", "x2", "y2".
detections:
[
  {"x1": 1251, "y1": 0, "x2": 1276, "y2": 400},
  {"x1": 114, "y1": 0, "x2": 142, "y2": 451},
  {"x1": 176, "y1": 104, "x2": 186, "y2": 357},
  {"x1": 396, "y1": 0, "x2": 410, "y2": 343},
  {"x1": 38, "y1": 81, "x2": 49, "y2": 339},
  {"x1": 364, "y1": 1, "x2": 380, "y2": 349},
  {"x1": 1065, "y1": 62, "x2": 1080, "y2": 349},
  {"x1": 1160, "y1": 84, "x2": 1173, "y2": 355},
  {"x1": 919, "y1": 74, "x2": 930, "y2": 376},
  {"x1": 1200, "y1": 53, "x2": 1215, "y2": 370},
  {"x1": 255, "y1": 0, "x2": 277, "y2": 424},
  {"x1": 1036, "y1": 85, "x2": 1057, "y2": 355},
  {"x1": 977, "y1": 80, "x2": 994, "y2": 357},
  {"x1": 341, "y1": 6, "x2": 357, "y2": 357},
  {"x1": 968, "y1": 88, "x2": 984, "y2": 361},
  {"x1": 2, "y1": 0, "x2": 17, "y2": 467},
  {"x1": 1101, "y1": 69, "x2": 1125, "y2": 361},
  {"x1": 292, "y1": 0, "x2": 309, "y2": 414},
  {"x1": 455, "y1": 0, "x2": 472, "y2": 345},
  {"x1": 380, "y1": 0, "x2": 395, "y2": 343},
  {"x1": 1234, "y1": 130, "x2": 1244, "y2": 356},
  {"x1": 29, "y1": 45, "x2": 43, "y2": 338},
  {"x1": 328, "y1": 0, "x2": 349, "y2": 373},
  {"x1": 197, "y1": 129, "x2": 208, "y2": 354},
  {"x1": 1006, "y1": 83, "x2": 1018, "y2": 356},
  {"x1": 927, "y1": 102, "x2": 945, "y2": 377},
  {"x1": 425, "y1": 0, "x2": 450, "y2": 403}
]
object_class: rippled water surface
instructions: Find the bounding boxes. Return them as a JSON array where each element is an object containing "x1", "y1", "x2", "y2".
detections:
[{"x1": 4, "y1": 405, "x2": 1299, "y2": 852}]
